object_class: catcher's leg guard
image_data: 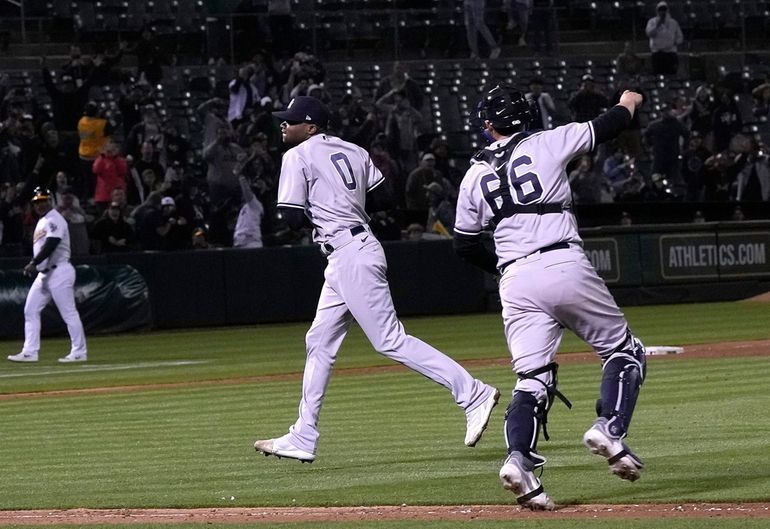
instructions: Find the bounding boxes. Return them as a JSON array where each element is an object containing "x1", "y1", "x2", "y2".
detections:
[
  {"x1": 597, "y1": 332, "x2": 646, "y2": 438},
  {"x1": 503, "y1": 391, "x2": 547, "y2": 468}
]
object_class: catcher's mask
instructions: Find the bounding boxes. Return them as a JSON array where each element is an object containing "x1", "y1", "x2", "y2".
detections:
[{"x1": 474, "y1": 84, "x2": 534, "y2": 142}]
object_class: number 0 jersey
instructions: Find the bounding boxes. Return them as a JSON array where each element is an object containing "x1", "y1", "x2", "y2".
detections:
[
  {"x1": 454, "y1": 121, "x2": 596, "y2": 268},
  {"x1": 277, "y1": 133, "x2": 385, "y2": 243}
]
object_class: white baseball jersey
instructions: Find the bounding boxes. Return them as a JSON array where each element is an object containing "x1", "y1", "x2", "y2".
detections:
[
  {"x1": 32, "y1": 208, "x2": 71, "y2": 271},
  {"x1": 277, "y1": 134, "x2": 384, "y2": 243},
  {"x1": 455, "y1": 122, "x2": 596, "y2": 267}
]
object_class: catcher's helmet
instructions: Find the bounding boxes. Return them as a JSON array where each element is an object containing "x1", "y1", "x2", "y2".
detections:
[
  {"x1": 475, "y1": 84, "x2": 533, "y2": 133},
  {"x1": 30, "y1": 186, "x2": 52, "y2": 202}
]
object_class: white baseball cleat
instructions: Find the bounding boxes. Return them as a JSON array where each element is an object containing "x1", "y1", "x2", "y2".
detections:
[
  {"x1": 499, "y1": 451, "x2": 555, "y2": 511},
  {"x1": 254, "y1": 435, "x2": 315, "y2": 463},
  {"x1": 583, "y1": 417, "x2": 644, "y2": 482},
  {"x1": 58, "y1": 353, "x2": 87, "y2": 363},
  {"x1": 7, "y1": 352, "x2": 38, "y2": 363},
  {"x1": 464, "y1": 387, "x2": 500, "y2": 447}
]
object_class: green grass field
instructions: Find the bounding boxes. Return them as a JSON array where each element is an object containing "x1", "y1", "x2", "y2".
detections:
[{"x1": 0, "y1": 301, "x2": 768, "y2": 528}]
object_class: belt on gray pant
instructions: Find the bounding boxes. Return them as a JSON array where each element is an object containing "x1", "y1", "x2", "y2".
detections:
[
  {"x1": 40, "y1": 264, "x2": 58, "y2": 273},
  {"x1": 322, "y1": 225, "x2": 366, "y2": 255},
  {"x1": 498, "y1": 242, "x2": 570, "y2": 274}
]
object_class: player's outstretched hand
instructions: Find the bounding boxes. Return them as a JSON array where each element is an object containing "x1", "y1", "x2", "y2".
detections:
[{"x1": 619, "y1": 90, "x2": 643, "y2": 109}]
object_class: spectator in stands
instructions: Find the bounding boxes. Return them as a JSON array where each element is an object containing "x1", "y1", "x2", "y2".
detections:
[
  {"x1": 176, "y1": 179, "x2": 209, "y2": 233},
  {"x1": 369, "y1": 210, "x2": 402, "y2": 242},
  {"x1": 53, "y1": 171, "x2": 81, "y2": 208},
  {"x1": 118, "y1": 82, "x2": 152, "y2": 138},
  {"x1": 0, "y1": 122, "x2": 22, "y2": 186},
  {"x1": 615, "y1": 42, "x2": 644, "y2": 79},
  {"x1": 228, "y1": 65, "x2": 260, "y2": 125},
  {"x1": 204, "y1": 124, "x2": 245, "y2": 205},
  {"x1": 133, "y1": 27, "x2": 166, "y2": 85},
  {"x1": 77, "y1": 101, "x2": 111, "y2": 200},
  {"x1": 424, "y1": 182, "x2": 454, "y2": 237},
  {"x1": 191, "y1": 227, "x2": 210, "y2": 249},
  {"x1": 369, "y1": 139, "x2": 404, "y2": 208},
  {"x1": 377, "y1": 89, "x2": 424, "y2": 172},
  {"x1": 751, "y1": 81, "x2": 770, "y2": 118},
  {"x1": 687, "y1": 84, "x2": 716, "y2": 144},
  {"x1": 92, "y1": 139, "x2": 128, "y2": 211},
  {"x1": 41, "y1": 56, "x2": 95, "y2": 133},
  {"x1": 132, "y1": 190, "x2": 165, "y2": 251},
  {"x1": 91, "y1": 200, "x2": 136, "y2": 253},
  {"x1": 526, "y1": 76, "x2": 557, "y2": 130},
  {"x1": 233, "y1": 174, "x2": 264, "y2": 249},
  {"x1": 334, "y1": 93, "x2": 377, "y2": 148},
  {"x1": 645, "y1": 1, "x2": 683, "y2": 76},
  {"x1": 126, "y1": 104, "x2": 163, "y2": 159},
  {"x1": 31, "y1": 127, "x2": 80, "y2": 194},
  {"x1": 133, "y1": 142, "x2": 165, "y2": 187},
  {"x1": 405, "y1": 153, "x2": 455, "y2": 213},
  {"x1": 15, "y1": 113, "x2": 40, "y2": 183},
  {"x1": 732, "y1": 137, "x2": 770, "y2": 202},
  {"x1": 681, "y1": 131, "x2": 712, "y2": 202},
  {"x1": 241, "y1": 132, "x2": 276, "y2": 195},
  {"x1": 109, "y1": 186, "x2": 131, "y2": 222},
  {"x1": 0, "y1": 181, "x2": 25, "y2": 255},
  {"x1": 569, "y1": 154, "x2": 609, "y2": 204},
  {"x1": 463, "y1": 0, "x2": 502, "y2": 60},
  {"x1": 703, "y1": 149, "x2": 740, "y2": 202},
  {"x1": 159, "y1": 120, "x2": 190, "y2": 168},
  {"x1": 711, "y1": 89, "x2": 743, "y2": 154},
  {"x1": 644, "y1": 102, "x2": 689, "y2": 197},
  {"x1": 197, "y1": 97, "x2": 231, "y2": 150},
  {"x1": 568, "y1": 74, "x2": 608, "y2": 123},
  {"x1": 602, "y1": 146, "x2": 635, "y2": 199},
  {"x1": 375, "y1": 62, "x2": 425, "y2": 113},
  {"x1": 529, "y1": 0, "x2": 555, "y2": 55},
  {"x1": 430, "y1": 137, "x2": 462, "y2": 187},
  {"x1": 504, "y1": 0, "x2": 531, "y2": 47},
  {"x1": 159, "y1": 196, "x2": 191, "y2": 251},
  {"x1": 56, "y1": 186, "x2": 90, "y2": 255},
  {"x1": 731, "y1": 205, "x2": 745, "y2": 221}
]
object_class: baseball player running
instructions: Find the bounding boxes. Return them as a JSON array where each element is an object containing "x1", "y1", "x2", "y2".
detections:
[
  {"x1": 453, "y1": 86, "x2": 647, "y2": 509},
  {"x1": 254, "y1": 96, "x2": 499, "y2": 462},
  {"x1": 8, "y1": 187, "x2": 88, "y2": 363}
]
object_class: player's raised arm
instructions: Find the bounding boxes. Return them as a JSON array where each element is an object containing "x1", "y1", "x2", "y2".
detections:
[{"x1": 591, "y1": 90, "x2": 644, "y2": 144}]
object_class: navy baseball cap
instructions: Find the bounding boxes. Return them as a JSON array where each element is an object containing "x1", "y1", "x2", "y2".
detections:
[{"x1": 273, "y1": 96, "x2": 329, "y2": 127}]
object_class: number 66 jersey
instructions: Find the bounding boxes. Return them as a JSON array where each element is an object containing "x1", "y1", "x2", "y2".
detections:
[
  {"x1": 277, "y1": 133, "x2": 384, "y2": 243},
  {"x1": 454, "y1": 122, "x2": 596, "y2": 269}
]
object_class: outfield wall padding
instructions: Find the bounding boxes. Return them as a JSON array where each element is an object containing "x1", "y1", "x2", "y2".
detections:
[
  {"x1": 0, "y1": 221, "x2": 768, "y2": 336},
  {"x1": 0, "y1": 264, "x2": 151, "y2": 339}
]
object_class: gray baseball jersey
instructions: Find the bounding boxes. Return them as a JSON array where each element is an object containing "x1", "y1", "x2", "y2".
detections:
[
  {"x1": 274, "y1": 133, "x2": 495, "y2": 455},
  {"x1": 455, "y1": 120, "x2": 629, "y2": 399},
  {"x1": 277, "y1": 134, "x2": 384, "y2": 243},
  {"x1": 455, "y1": 123, "x2": 595, "y2": 268}
]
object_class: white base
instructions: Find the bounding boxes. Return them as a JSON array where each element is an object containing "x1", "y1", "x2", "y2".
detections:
[{"x1": 645, "y1": 346, "x2": 684, "y2": 356}]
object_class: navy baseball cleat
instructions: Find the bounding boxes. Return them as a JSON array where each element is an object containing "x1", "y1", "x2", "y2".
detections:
[
  {"x1": 583, "y1": 417, "x2": 644, "y2": 481},
  {"x1": 499, "y1": 451, "x2": 555, "y2": 511},
  {"x1": 254, "y1": 435, "x2": 315, "y2": 463},
  {"x1": 464, "y1": 387, "x2": 500, "y2": 446}
]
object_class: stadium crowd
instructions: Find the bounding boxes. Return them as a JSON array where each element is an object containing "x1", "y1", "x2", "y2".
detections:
[{"x1": 0, "y1": 35, "x2": 769, "y2": 258}]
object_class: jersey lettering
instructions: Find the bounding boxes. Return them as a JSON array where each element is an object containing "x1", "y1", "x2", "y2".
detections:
[
  {"x1": 479, "y1": 155, "x2": 544, "y2": 219},
  {"x1": 330, "y1": 152, "x2": 357, "y2": 190},
  {"x1": 510, "y1": 155, "x2": 543, "y2": 203}
]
